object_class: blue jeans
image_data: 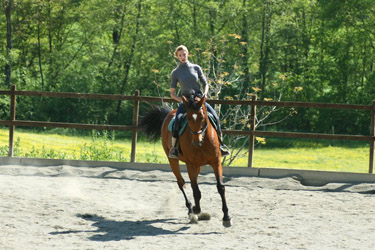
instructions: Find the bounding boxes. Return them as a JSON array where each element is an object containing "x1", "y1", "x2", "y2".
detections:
[{"x1": 172, "y1": 102, "x2": 221, "y2": 138}]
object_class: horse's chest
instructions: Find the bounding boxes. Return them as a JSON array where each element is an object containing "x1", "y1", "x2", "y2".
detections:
[{"x1": 182, "y1": 146, "x2": 214, "y2": 164}]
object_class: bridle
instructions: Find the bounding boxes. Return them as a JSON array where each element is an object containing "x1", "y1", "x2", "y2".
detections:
[
  {"x1": 182, "y1": 94, "x2": 210, "y2": 146},
  {"x1": 189, "y1": 121, "x2": 208, "y2": 136},
  {"x1": 187, "y1": 106, "x2": 209, "y2": 140}
]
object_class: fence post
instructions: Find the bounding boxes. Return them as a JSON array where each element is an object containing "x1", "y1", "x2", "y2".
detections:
[
  {"x1": 248, "y1": 95, "x2": 257, "y2": 168},
  {"x1": 131, "y1": 90, "x2": 140, "y2": 163},
  {"x1": 369, "y1": 101, "x2": 375, "y2": 174},
  {"x1": 8, "y1": 85, "x2": 16, "y2": 157}
]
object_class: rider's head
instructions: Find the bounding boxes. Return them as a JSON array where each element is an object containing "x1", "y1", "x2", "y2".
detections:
[{"x1": 174, "y1": 45, "x2": 189, "y2": 64}]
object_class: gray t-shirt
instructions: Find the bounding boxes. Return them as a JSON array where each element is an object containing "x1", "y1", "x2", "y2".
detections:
[{"x1": 170, "y1": 61, "x2": 208, "y2": 96}]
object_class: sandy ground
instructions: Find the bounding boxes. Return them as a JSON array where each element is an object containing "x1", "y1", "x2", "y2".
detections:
[{"x1": 1, "y1": 164, "x2": 375, "y2": 250}]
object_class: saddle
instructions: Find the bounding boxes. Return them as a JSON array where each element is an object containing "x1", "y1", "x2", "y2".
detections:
[{"x1": 168, "y1": 113, "x2": 217, "y2": 136}]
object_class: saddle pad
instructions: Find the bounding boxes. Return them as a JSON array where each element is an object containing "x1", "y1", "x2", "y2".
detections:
[
  {"x1": 168, "y1": 117, "x2": 188, "y2": 136},
  {"x1": 168, "y1": 113, "x2": 217, "y2": 136}
]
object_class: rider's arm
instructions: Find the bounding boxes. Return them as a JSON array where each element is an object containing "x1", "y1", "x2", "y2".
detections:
[
  {"x1": 203, "y1": 84, "x2": 209, "y2": 98},
  {"x1": 170, "y1": 88, "x2": 182, "y2": 103},
  {"x1": 197, "y1": 65, "x2": 209, "y2": 98}
]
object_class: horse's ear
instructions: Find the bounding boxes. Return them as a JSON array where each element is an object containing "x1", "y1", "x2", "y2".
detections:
[{"x1": 197, "y1": 95, "x2": 205, "y2": 107}]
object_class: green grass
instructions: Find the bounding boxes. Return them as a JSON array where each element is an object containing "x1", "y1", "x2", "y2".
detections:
[
  {"x1": 0, "y1": 128, "x2": 371, "y2": 173},
  {"x1": 0, "y1": 128, "x2": 169, "y2": 164},
  {"x1": 253, "y1": 147, "x2": 369, "y2": 173}
]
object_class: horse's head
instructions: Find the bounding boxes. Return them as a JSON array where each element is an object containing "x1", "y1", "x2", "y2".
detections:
[{"x1": 182, "y1": 95, "x2": 208, "y2": 147}]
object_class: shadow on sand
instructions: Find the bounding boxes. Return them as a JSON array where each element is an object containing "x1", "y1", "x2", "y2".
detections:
[{"x1": 50, "y1": 213, "x2": 192, "y2": 241}]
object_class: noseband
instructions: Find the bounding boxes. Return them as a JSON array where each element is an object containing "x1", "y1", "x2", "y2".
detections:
[{"x1": 189, "y1": 121, "x2": 208, "y2": 136}]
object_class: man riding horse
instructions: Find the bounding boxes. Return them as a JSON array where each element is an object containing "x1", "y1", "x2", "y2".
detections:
[{"x1": 169, "y1": 45, "x2": 230, "y2": 159}]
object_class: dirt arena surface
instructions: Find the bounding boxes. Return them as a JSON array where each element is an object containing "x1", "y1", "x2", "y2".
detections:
[{"x1": 1, "y1": 164, "x2": 375, "y2": 250}]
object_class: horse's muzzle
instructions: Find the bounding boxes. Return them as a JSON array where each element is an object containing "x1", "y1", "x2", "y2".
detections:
[{"x1": 192, "y1": 141, "x2": 203, "y2": 147}]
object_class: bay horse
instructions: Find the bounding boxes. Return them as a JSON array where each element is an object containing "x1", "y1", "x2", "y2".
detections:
[{"x1": 139, "y1": 95, "x2": 232, "y2": 227}]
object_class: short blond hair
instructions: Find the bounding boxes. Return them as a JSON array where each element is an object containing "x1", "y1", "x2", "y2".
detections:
[{"x1": 174, "y1": 45, "x2": 189, "y2": 57}]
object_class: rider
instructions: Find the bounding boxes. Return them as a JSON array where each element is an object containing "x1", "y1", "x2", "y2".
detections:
[{"x1": 169, "y1": 45, "x2": 230, "y2": 159}]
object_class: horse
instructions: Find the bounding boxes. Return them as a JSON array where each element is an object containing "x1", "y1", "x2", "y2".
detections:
[{"x1": 139, "y1": 95, "x2": 232, "y2": 227}]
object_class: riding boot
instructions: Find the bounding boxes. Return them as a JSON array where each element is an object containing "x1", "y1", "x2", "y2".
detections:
[
  {"x1": 217, "y1": 130, "x2": 230, "y2": 157},
  {"x1": 220, "y1": 142, "x2": 230, "y2": 157},
  {"x1": 168, "y1": 136, "x2": 179, "y2": 159}
]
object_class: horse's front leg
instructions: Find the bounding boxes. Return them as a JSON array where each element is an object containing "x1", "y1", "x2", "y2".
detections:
[
  {"x1": 186, "y1": 164, "x2": 202, "y2": 215},
  {"x1": 168, "y1": 158, "x2": 193, "y2": 215},
  {"x1": 212, "y1": 162, "x2": 232, "y2": 227}
]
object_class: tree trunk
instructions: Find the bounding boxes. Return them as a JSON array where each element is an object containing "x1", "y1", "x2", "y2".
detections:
[
  {"x1": 108, "y1": 3, "x2": 127, "y2": 69},
  {"x1": 192, "y1": 0, "x2": 201, "y2": 65},
  {"x1": 169, "y1": 1, "x2": 180, "y2": 44},
  {"x1": 301, "y1": 7, "x2": 312, "y2": 100},
  {"x1": 241, "y1": 0, "x2": 250, "y2": 93},
  {"x1": 259, "y1": 1, "x2": 271, "y2": 94},
  {"x1": 209, "y1": 4, "x2": 218, "y2": 79},
  {"x1": 47, "y1": 0, "x2": 53, "y2": 88},
  {"x1": 116, "y1": 0, "x2": 142, "y2": 113},
  {"x1": 4, "y1": 0, "x2": 13, "y2": 86},
  {"x1": 37, "y1": 6, "x2": 45, "y2": 89}
]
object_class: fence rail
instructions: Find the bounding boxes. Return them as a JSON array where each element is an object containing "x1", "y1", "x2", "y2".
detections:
[{"x1": 0, "y1": 85, "x2": 374, "y2": 173}]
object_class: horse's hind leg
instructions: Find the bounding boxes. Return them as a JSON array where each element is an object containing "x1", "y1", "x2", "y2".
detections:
[{"x1": 168, "y1": 159, "x2": 193, "y2": 216}]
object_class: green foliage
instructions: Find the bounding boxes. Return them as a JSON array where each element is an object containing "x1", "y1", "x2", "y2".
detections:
[
  {"x1": 25, "y1": 145, "x2": 68, "y2": 159},
  {"x1": 0, "y1": 0, "x2": 374, "y2": 136},
  {"x1": 79, "y1": 130, "x2": 122, "y2": 161},
  {"x1": 0, "y1": 143, "x2": 8, "y2": 156},
  {"x1": 0, "y1": 137, "x2": 23, "y2": 157}
]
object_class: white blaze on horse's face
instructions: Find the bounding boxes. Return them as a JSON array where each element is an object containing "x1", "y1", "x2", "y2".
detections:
[{"x1": 187, "y1": 109, "x2": 206, "y2": 147}]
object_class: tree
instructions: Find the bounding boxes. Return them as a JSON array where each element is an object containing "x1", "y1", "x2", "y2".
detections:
[
  {"x1": 116, "y1": 0, "x2": 142, "y2": 112},
  {"x1": 1, "y1": 0, "x2": 375, "y2": 139},
  {"x1": 3, "y1": 0, "x2": 13, "y2": 86}
]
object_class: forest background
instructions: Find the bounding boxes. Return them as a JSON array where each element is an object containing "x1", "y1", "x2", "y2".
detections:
[{"x1": 1, "y1": 0, "x2": 375, "y2": 144}]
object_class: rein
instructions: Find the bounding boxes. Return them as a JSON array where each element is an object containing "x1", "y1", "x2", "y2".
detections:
[{"x1": 187, "y1": 105, "x2": 210, "y2": 141}]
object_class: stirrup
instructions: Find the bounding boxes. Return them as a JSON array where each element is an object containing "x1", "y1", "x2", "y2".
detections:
[
  {"x1": 218, "y1": 134, "x2": 230, "y2": 157},
  {"x1": 168, "y1": 147, "x2": 179, "y2": 159}
]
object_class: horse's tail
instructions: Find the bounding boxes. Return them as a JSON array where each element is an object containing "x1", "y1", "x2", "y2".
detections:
[{"x1": 138, "y1": 105, "x2": 171, "y2": 142}]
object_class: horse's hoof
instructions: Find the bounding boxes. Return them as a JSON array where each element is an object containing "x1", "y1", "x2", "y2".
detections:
[
  {"x1": 189, "y1": 213, "x2": 198, "y2": 224},
  {"x1": 198, "y1": 212, "x2": 211, "y2": 221},
  {"x1": 223, "y1": 219, "x2": 232, "y2": 228}
]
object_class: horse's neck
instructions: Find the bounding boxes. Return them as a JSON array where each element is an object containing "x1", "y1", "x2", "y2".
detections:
[
  {"x1": 202, "y1": 104, "x2": 210, "y2": 125},
  {"x1": 206, "y1": 120, "x2": 218, "y2": 139},
  {"x1": 203, "y1": 112, "x2": 219, "y2": 144}
]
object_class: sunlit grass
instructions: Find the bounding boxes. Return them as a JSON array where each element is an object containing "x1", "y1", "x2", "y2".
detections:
[
  {"x1": 252, "y1": 147, "x2": 369, "y2": 173},
  {"x1": 0, "y1": 128, "x2": 169, "y2": 163},
  {"x1": 0, "y1": 128, "x2": 371, "y2": 173}
]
